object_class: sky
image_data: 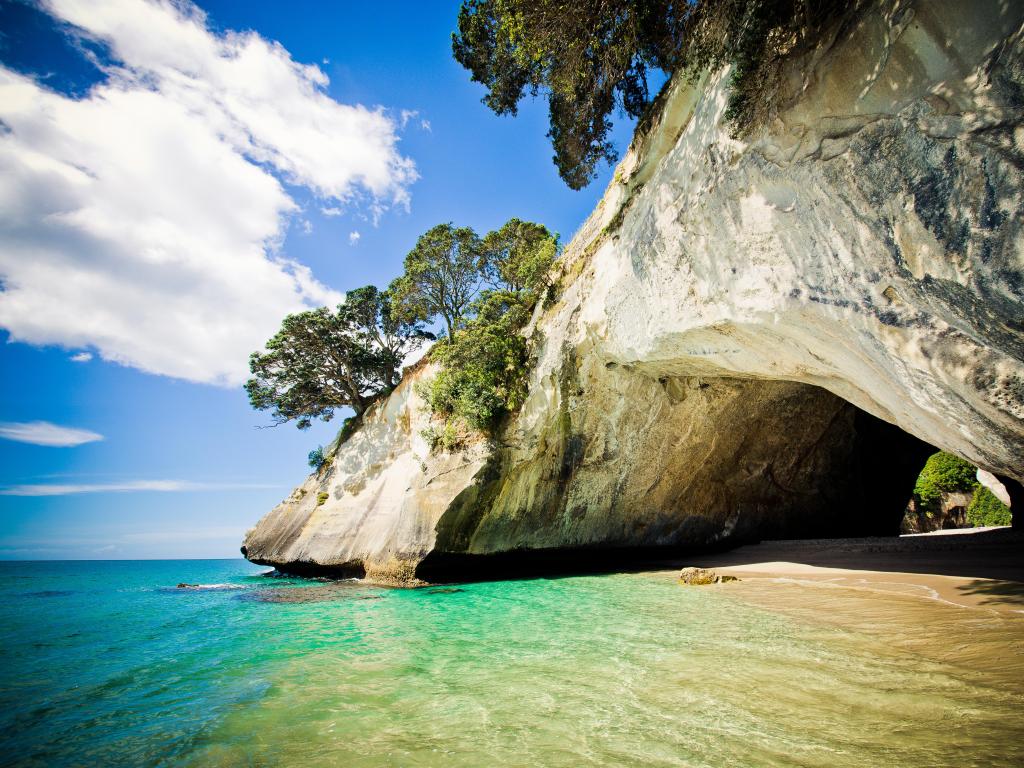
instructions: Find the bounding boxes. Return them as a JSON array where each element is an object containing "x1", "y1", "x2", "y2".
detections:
[{"x1": 0, "y1": 0, "x2": 642, "y2": 559}]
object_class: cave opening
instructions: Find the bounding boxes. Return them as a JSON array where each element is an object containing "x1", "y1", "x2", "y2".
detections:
[{"x1": 415, "y1": 379, "x2": 1015, "y2": 584}]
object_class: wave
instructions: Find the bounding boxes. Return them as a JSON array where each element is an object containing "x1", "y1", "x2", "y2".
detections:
[{"x1": 160, "y1": 583, "x2": 249, "y2": 592}]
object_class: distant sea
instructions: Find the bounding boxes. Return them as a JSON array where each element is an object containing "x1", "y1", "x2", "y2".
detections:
[{"x1": 1, "y1": 559, "x2": 1021, "y2": 767}]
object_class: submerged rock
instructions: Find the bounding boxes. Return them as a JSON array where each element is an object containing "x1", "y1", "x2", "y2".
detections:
[
  {"x1": 244, "y1": 0, "x2": 1024, "y2": 584},
  {"x1": 679, "y1": 568, "x2": 738, "y2": 586}
]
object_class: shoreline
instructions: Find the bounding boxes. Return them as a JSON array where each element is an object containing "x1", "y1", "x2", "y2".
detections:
[{"x1": 679, "y1": 526, "x2": 1024, "y2": 616}]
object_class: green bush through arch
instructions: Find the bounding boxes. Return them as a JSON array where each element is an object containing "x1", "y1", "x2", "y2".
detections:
[{"x1": 911, "y1": 451, "x2": 1011, "y2": 527}]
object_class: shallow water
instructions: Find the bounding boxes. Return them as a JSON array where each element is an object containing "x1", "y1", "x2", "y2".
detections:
[{"x1": 0, "y1": 560, "x2": 1021, "y2": 767}]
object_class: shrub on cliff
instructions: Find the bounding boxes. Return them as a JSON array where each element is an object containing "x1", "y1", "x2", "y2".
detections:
[
  {"x1": 452, "y1": 0, "x2": 854, "y2": 189},
  {"x1": 417, "y1": 218, "x2": 557, "y2": 439},
  {"x1": 427, "y1": 290, "x2": 534, "y2": 431},
  {"x1": 912, "y1": 451, "x2": 978, "y2": 517},
  {"x1": 308, "y1": 446, "x2": 326, "y2": 470},
  {"x1": 967, "y1": 486, "x2": 1012, "y2": 527}
]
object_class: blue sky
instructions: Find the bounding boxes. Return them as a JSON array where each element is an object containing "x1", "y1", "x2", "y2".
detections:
[{"x1": 0, "y1": 0, "x2": 640, "y2": 559}]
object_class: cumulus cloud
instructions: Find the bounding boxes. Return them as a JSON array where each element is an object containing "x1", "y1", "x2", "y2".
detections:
[
  {"x1": 0, "y1": 479, "x2": 282, "y2": 496},
  {"x1": 348, "y1": 231, "x2": 361, "y2": 246},
  {"x1": 0, "y1": 421, "x2": 103, "y2": 447},
  {"x1": 0, "y1": 0, "x2": 417, "y2": 386},
  {"x1": 70, "y1": 351, "x2": 92, "y2": 362}
]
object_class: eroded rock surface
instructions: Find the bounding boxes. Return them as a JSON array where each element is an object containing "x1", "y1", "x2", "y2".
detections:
[{"x1": 244, "y1": 0, "x2": 1024, "y2": 583}]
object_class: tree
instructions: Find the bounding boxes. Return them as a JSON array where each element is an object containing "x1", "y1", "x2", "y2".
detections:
[
  {"x1": 340, "y1": 285, "x2": 433, "y2": 388},
  {"x1": 481, "y1": 218, "x2": 558, "y2": 292},
  {"x1": 308, "y1": 445, "x2": 326, "y2": 470},
  {"x1": 390, "y1": 223, "x2": 486, "y2": 339},
  {"x1": 452, "y1": 0, "x2": 851, "y2": 189},
  {"x1": 453, "y1": 0, "x2": 688, "y2": 188},
  {"x1": 245, "y1": 306, "x2": 384, "y2": 428}
]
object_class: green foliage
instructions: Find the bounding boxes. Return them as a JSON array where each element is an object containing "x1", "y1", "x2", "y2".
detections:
[
  {"x1": 307, "y1": 445, "x2": 326, "y2": 470},
  {"x1": 390, "y1": 223, "x2": 486, "y2": 340},
  {"x1": 420, "y1": 422, "x2": 464, "y2": 452},
  {"x1": 335, "y1": 414, "x2": 362, "y2": 446},
  {"x1": 912, "y1": 451, "x2": 978, "y2": 516},
  {"x1": 967, "y1": 486, "x2": 1012, "y2": 528},
  {"x1": 481, "y1": 218, "x2": 558, "y2": 292},
  {"x1": 452, "y1": 0, "x2": 852, "y2": 188},
  {"x1": 246, "y1": 285, "x2": 429, "y2": 428},
  {"x1": 427, "y1": 290, "x2": 534, "y2": 432},
  {"x1": 341, "y1": 285, "x2": 434, "y2": 387},
  {"x1": 316, "y1": 491, "x2": 329, "y2": 506},
  {"x1": 414, "y1": 218, "x2": 555, "y2": 442}
]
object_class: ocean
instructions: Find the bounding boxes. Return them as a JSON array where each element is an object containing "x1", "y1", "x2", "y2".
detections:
[{"x1": 1, "y1": 559, "x2": 1021, "y2": 767}]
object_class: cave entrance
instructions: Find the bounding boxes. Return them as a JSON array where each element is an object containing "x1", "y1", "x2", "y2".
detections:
[
  {"x1": 900, "y1": 452, "x2": 1016, "y2": 534},
  {"x1": 415, "y1": 376, "x2": 1017, "y2": 585}
]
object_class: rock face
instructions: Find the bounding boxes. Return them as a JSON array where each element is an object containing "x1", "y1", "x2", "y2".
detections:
[
  {"x1": 244, "y1": 0, "x2": 1024, "y2": 583},
  {"x1": 900, "y1": 492, "x2": 972, "y2": 533}
]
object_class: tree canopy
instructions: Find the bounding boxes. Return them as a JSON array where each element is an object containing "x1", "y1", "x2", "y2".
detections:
[
  {"x1": 422, "y1": 218, "x2": 557, "y2": 438},
  {"x1": 245, "y1": 286, "x2": 430, "y2": 428},
  {"x1": 390, "y1": 223, "x2": 486, "y2": 340},
  {"x1": 482, "y1": 217, "x2": 558, "y2": 292},
  {"x1": 246, "y1": 218, "x2": 557, "y2": 437},
  {"x1": 452, "y1": 0, "x2": 851, "y2": 188}
]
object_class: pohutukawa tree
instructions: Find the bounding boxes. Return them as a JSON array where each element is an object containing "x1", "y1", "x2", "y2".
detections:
[
  {"x1": 452, "y1": 0, "x2": 853, "y2": 188},
  {"x1": 245, "y1": 286, "x2": 430, "y2": 429},
  {"x1": 452, "y1": 0, "x2": 690, "y2": 189},
  {"x1": 481, "y1": 217, "x2": 557, "y2": 292},
  {"x1": 340, "y1": 285, "x2": 434, "y2": 388},
  {"x1": 389, "y1": 223, "x2": 486, "y2": 340}
]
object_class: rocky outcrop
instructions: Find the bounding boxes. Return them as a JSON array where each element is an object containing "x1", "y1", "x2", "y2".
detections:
[
  {"x1": 678, "y1": 567, "x2": 739, "y2": 585},
  {"x1": 900, "y1": 492, "x2": 972, "y2": 533},
  {"x1": 244, "y1": 0, "x2": 1024, "y2": 583}
]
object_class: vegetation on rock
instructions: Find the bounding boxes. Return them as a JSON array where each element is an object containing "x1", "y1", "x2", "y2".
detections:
[
  {"x1": 912, "y1": 451, "x2": 978, "y2": 516},
  {"x1": 245, "y1": 286, "x2": 431, "y2": 428},
  {"x1": 307, "y1": 445, "x2": 326, "y2": 470},
  {"x1": 247, "y1": 218, "x2": 555, "y2": 454},
  {"x1": 420, "y1": 219, "x2": 556, "y2": 441},
  {"x1": 426, "y1": 290, "x2": 535, "y2": 431},
  {"x1": 911, "y1": 451, "x2": 1012, "y2": 527},
  {"x1": 967, "y1": 486, "x2": 1013, "y2": 527},
  {"x1": 452, "y1": 0, "x2": 854, "y2": 188}
]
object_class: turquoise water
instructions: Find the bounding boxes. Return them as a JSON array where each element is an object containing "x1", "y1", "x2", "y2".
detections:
[{"x1": 1, "y1": 559, "x2": 1022, "y2": 767}]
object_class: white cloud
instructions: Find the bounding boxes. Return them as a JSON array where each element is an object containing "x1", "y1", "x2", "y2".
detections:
[
  {"x1": 70, "y1": 351, "x2": 92, "y2": 362},
  {"x1": 0, "y1": 421, "x2": 103, "y2": 447},
  {"x1": 420, "y1": 119, "x2": 432, "y2": 132},
  {"x1": 348, "y1": 231, "x2": 361, "y2": 246},
  {"x1": 0, "y1": 479, "x2": 283, "y2": 496},
  {"x1": 320, "y1": 206, "x2": 343, "y2": 217},
  {"x1": 399, "y1": 109, "x2": 418, "y2": 129},
  {"x1": 301, "y1": 219, "x2": 313, "y2": 235},
  {"x1": 0, "y1": 0, "x2": 418, "y2": 386}
]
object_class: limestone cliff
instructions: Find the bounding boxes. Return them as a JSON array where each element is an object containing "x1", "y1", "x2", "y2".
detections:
[{"x1": 243, "y1": 0, "x2": 1024, "y2": 583}]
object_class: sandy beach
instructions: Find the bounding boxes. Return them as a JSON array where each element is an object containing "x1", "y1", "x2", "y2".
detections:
[{"x1": 682, "y1": 526, "x2": 1024, "y2": 617}]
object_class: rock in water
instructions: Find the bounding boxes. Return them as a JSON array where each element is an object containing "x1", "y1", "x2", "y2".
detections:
[
  {"x1": 244, "y1": 0, "x2": 1024, "y2": 584},
  {"x1": 679, "y1": 568, "x2": 739, "y2": 586}
]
